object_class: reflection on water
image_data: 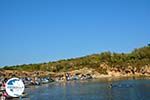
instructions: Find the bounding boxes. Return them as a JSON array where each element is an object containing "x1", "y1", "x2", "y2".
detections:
[{"x1": 24, "y1": 77, "x2": 150, "y2": 100}]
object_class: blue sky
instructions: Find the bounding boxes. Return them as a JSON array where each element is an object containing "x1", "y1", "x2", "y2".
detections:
[{"x1": 0, "y1": 0, "x2": 150, "y2": 67}]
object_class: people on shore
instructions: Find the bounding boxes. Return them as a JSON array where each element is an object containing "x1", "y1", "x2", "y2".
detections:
[{"x1": 0, "y1": 79, "x2": 8, "y2": 100}]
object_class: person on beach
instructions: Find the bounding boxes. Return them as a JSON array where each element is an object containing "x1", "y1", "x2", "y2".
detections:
[
  {"x1": 1, "y1": 91, "x2": 8, "y2": 100},
  {"x1": 0, "y1": 81, "x2": 6, "y2": 91}
]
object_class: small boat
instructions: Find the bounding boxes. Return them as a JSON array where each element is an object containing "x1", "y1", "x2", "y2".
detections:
[
  {"x1": 41, "y1": 77, "x2": 54, "y2": 84},
  {"x1": 72, "y1": 75, "x2": 79, "y2": 80},
  {"x1": 30, "y1": 80, "x2": 41, "y2": 86},
  {"x1": 41, "y1": 78, "x2": 49, "y2": 84}
]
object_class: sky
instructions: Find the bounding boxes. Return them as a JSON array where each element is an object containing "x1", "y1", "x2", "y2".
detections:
[{"x1": 0, "y1": 0, "x2": 150, "y2": 67}]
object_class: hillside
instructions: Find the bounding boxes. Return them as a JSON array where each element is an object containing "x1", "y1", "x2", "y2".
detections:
[{"x1": 1, "y1": 46, "x2": 150, "y2": 77}]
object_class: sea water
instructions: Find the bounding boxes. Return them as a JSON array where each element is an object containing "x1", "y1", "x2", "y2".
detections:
[{"x1": 24, "y1": 77, "x2": 150, "y2": 100}]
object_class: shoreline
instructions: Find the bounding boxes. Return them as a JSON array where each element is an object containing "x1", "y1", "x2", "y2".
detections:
[
  {"x1": 0, "y1": 68, "x2": 150, "y2": 86},
  {"x1": 0, "y1": 68, "x2": 150, "y2": 79}
]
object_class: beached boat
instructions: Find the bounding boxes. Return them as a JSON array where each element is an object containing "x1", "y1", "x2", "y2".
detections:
[
  {"x1": 30, "y1": 80, "x2": 41, "y2": 86},
  {"x1": 41, "y1": 78, "x2": 49, "y2": 84},
  {"x1": 41, "y1": 77, "x2": 54, "y2": 84}
]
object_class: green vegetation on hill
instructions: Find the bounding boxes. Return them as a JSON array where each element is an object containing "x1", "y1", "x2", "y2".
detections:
[{"x1": 2, "y1": 46, "x2": 150, "y2": 74}]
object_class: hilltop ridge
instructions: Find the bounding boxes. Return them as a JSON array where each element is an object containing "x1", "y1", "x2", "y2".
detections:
[{"x1": 1, "y1": 46, "x2": 150, "y2": 78}]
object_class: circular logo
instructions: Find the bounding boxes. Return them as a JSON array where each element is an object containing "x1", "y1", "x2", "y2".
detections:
[{"x1": 5, "y1": 78, "x2": 25, "y2": 97}]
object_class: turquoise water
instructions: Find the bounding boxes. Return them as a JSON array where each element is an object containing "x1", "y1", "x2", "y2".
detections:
[{"x1": 25, "y1": 78, "x2": 150, "y2": 100}]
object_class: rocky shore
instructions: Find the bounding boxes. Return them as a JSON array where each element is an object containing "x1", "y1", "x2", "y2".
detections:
[{"x1": 0, "y1": 64, "x2": 150, "y2": 83}]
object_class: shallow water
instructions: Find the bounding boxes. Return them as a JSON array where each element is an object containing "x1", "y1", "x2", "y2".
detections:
[{"x1": 24, "y1": 77, "x2": 150, "y2": 100}]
